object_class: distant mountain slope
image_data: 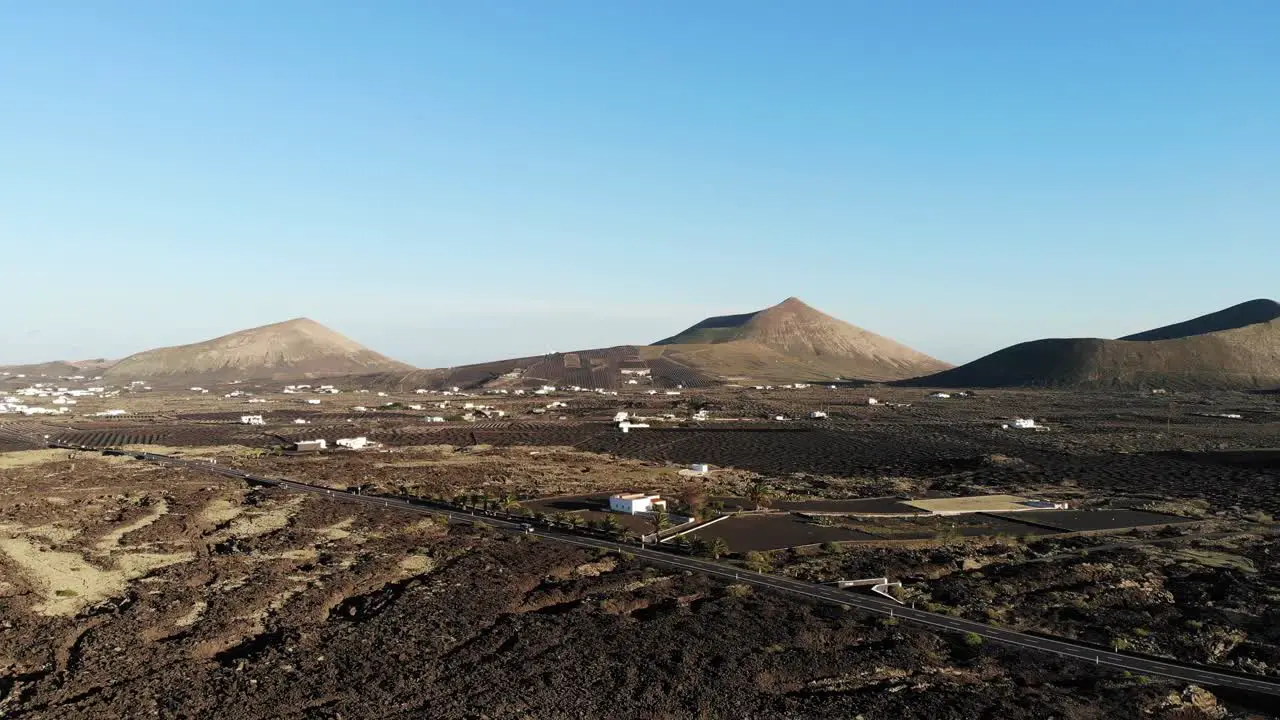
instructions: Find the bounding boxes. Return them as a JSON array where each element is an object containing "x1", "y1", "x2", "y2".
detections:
[
  {"x1": 0, "y1": 359, "x2": 113, "y2": 378},
  {"x1": 654, "y1": 297, "x2": 950, "y2": 382},
  {"x1": 904, "y1": 300, "x2": 1280, "y2": 390},
  {"x1": 1120, "y1": 299, "x2": 1280, "y2": 341},
  {"x1": 355, "y1": 346, "x2": 718, "y2": 392},
  {"x1": 103, "y1": 318, "x2": 413, "y2": 384}
]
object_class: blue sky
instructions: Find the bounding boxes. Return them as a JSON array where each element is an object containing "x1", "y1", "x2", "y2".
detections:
[{"x1": 2, "y1": 1, "x2": 1276, "y2": 367}]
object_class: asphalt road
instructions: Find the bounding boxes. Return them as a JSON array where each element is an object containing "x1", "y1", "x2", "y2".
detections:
[{"x1": 44, "y1": 443, "x2": 1280, "y2": 697}]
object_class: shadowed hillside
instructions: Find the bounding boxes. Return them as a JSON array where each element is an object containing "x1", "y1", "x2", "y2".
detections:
[
  {"x1": 1120, "y1": 299, "x2": 1280, "y2": 341},
  {"x1": 904, "y1": 300, "x2": 1280, "y2": 390}
]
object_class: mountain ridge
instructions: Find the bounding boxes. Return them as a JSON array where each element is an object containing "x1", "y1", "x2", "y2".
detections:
[
  {"x1": 102, "y1": 318, "x2": 413, "y2": 384},
  {"x1": 902, "y1": 299, "x2": 1280, "y2": 390}
]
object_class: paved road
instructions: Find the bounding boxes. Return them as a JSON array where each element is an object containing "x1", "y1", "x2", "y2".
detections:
[{"x1": 41, "y1": 442, "x2": 1280, "y2": 697}]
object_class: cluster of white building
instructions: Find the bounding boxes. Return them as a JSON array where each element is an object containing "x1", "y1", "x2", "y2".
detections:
[
  {"x1": 1001, "y1": 417, "x2": 1047, "y2": 431},
  {"x1": 292, "y1": 436, "x2": 373, "y2": 452},
  {"x1": 0, "y1": 383, "x2": 117, "y2": 415},
  {"x1": 282, "y1": 384, "x2": 341, "y2": 395}
]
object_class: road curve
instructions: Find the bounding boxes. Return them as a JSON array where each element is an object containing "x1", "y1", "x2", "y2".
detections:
[{"x1": 46, "y1": 442, "x2": 1280, "y2": 698}]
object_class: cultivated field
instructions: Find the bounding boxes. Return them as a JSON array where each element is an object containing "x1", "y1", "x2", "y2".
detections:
[{"x1": 3, "y1": 380, "x2": 1278, "y2": 717}]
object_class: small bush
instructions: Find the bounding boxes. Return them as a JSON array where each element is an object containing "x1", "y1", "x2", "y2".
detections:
[
  {"x1": 962, "y1": 631, "x2": 983, "y2": 647},
  {"x1": 744, "y1": 551, "x2": 772, "y2": 572},
  {"x1": 1134, "y1": 627, "x2": 1151, "y2": 638},
  {"x1": 726, "y1": 583, "x2": 753, "y2": 598}
]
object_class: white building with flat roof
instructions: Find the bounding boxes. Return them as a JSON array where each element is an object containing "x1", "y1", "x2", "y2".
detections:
[{"x1": 609, "y1": 493, "x2": 666, "y2": 514}]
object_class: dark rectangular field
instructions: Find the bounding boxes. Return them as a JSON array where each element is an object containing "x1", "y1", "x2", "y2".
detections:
[
  {"x1": 846, "y1": 513, "x2": 1057, "y2": 540},
  {"x1": 689, "y1": 515, "x2": 876, "y2": 552},
  {"x1": 773, "y1": 497, "x2": 919, "y2": 514},
  {"x1": 987, "y1": 509, "x2": 1193, "y2": 532}
]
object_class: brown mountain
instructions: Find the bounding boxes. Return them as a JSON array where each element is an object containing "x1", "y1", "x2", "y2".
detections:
[
  {"x1": 103, "y1": 318, "x2": 413, "y2": 385},
  {"x1": 359, "y1": 297, "x2": 948, "y2": 391},
  {"x1": 649, "y1": 297, "x2": 951, "y2": 382},
  {"x1": 903, "y1": 299, "x2": 1280, "y2": 390},
  {"x1": 0, "y1": 359, "x2": 114, "y2": 378}
]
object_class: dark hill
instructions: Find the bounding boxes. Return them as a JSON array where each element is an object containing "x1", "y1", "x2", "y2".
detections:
[
  {"x1": 1121, "y1": 299, "x2": 1280, "y2": 341},
  {"x1": 903, "y1": 300, "x2": 1280, "y2": 390}
]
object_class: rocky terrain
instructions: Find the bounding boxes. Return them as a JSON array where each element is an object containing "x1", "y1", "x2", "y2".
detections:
[{"x1": 0, "y1": 450, "x2": 1260, "y2": 719}]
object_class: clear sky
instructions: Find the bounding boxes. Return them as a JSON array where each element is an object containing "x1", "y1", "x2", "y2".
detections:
[{"x1": 2, "y1": 1, "x2": 1277, "y2": 367}]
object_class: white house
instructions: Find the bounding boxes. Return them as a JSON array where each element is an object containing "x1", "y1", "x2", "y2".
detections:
[
  {"x1": 688, "y1": 463, "x2": 710, "y2": 475},
  {"x1": 240, "y1": 415, "x2": 265, "y2": 425},
  {"x1": 306, "y1": 399, "x2": 321, "y2": 405},
  {"x1": 426, "y1": 416, "x2": 445, "y2": 422},
  {"x1": 1012, "y1": 418, "x2": 1039, "y2": 429},
  {"x1": 613, "y1": 411, "x2": 629, "y2": 423},
  {"x1": 930, "y1": 392, "x2": 951, "y2": 399},
  {"x1": 809, "y1": 411, "x2": 828, "y2": 419},
  {"x1": 609, "y1": 493, "x2": 666, "y2": 514},
  {"x1": 336, "y1": 436, "x2": 369, "y2": 450},
  {"x1": 867, "y1": 397, "x2": 879, "y2": 406},
  {"x1": 294, "y1": 439, "x2": 327, "y2": 452},
  {"x1": 293, "y1": 418, "x2": 309, "y2": 424}
]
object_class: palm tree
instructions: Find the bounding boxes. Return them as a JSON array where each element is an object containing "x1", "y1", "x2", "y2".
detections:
[
  {"x1": 603, "y1": 514, "x2": 624, "y2": 536},
  {"x1": 707, "y1": 537, "x2": 729, "y2": 560},
  {"x1": 552, "y1": 512, "x2": 570, "y2": 528},
  {"x1": 565, "y1": 514, "x2": 584, "y2": 529},
  {"x1": 650, "y1": 508, "x2": 671, "y2": 534},
  {"x1": 745, "y1": 481, "x2": 773, "y2": 511}
]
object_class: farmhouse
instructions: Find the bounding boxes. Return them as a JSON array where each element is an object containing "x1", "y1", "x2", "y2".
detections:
[
  {"x1": 809, "y1": 411, "x2": 827, "y2": 419},
  {"x1": 609, "y1": 493, "x2": 667, "y2": 514},
  {"x1": 336, "y1": 436, "x2": 370, "y2": 450},
  {"x1": 929, "y1": 392, "x2": 951, "y2": 399},
  {"x1": 293, "y1": 439, "x2": 327, "y2": 452},
  {"x1": 240, "y1": 415, "x2": 265, "y2": 425}
]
